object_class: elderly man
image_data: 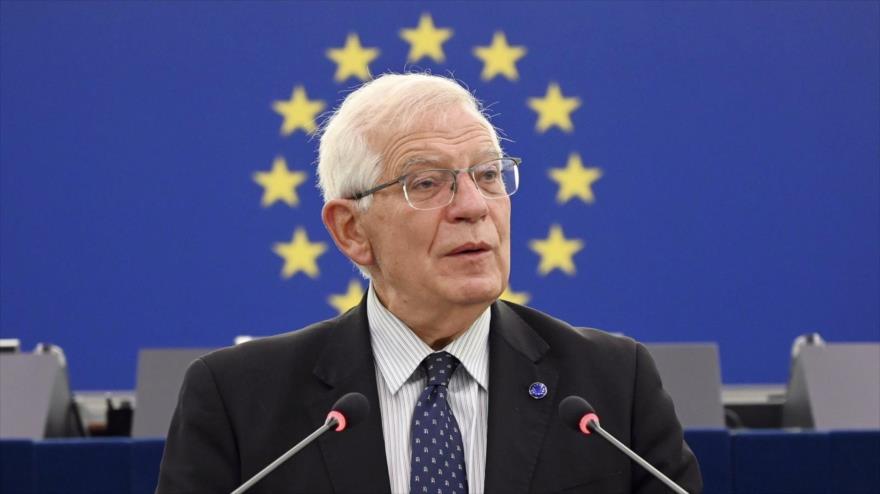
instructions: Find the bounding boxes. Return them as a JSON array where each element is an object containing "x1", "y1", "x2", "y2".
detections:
[{"x1": 157, "y1": 73, "x2": 702, "y2": 493}]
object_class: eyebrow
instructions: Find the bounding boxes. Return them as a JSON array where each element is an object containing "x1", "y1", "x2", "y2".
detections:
[
  {"x1": 399, "y1": 149, "x2": 503, "y2": 174},
  {"x1": 400, "y1": 155, "x2": 444, "y2": 173}
]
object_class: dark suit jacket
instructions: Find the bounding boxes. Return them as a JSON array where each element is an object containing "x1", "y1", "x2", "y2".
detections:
[{"x1": 157, "y1": 299, "x2": 702, "y2": 493}]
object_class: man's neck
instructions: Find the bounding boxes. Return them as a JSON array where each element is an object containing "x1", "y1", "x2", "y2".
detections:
[{"x1": 371, "y1": 284, "x2": 490, "y2": 350}]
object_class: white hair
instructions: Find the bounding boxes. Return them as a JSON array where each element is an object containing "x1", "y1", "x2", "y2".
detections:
[
  {"x1": 317, "y1": 72, "x2": 500, "y2": 209},
  {"x1": 317, "y1": 73, "x2": 501, "y2": 278}
]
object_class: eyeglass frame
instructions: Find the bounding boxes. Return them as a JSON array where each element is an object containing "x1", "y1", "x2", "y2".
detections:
[{"x1": 346, "y1": 156, "x2": 522, "y2": 210}]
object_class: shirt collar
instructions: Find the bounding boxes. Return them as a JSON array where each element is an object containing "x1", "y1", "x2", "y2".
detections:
[{"x1": 367, "y1": 283, "x2": 490, "y2": 395}]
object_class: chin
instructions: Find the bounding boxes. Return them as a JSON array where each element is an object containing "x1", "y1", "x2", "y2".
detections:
[{"x1": 447, "y1": 277, "x2": 503, "y2": 306}]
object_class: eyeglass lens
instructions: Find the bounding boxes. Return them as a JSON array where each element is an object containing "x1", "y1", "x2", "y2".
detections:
[{"x1": 403, "y1": 158, "x2": 519, "y2": 210}]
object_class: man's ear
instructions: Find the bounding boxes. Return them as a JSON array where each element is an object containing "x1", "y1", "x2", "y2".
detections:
[{"x1": 322, "y1": 199, "x2": 374, "y2": 266}]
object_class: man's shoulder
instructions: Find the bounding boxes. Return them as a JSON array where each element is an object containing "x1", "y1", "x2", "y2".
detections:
[
  {"x1": 498, "y1": 300, "x2": 639, "y2": 360},
  {"x1": 198, "y1": 308, "x2": 362, "y2": 377}
]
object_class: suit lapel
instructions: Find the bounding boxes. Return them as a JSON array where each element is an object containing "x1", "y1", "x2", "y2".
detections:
[
  {"x1": 484, "y1": 302, "x2": 559, "y2": 494},
  {"x1": 305, "y1": 298, "x2": 558, "y2": 493},
  {"x1": 309, "y1": 298, "x2": 392, "y2": 493}
]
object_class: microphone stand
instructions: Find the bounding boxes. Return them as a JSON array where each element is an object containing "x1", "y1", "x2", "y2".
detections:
[
  {"x1": 230, "y1": 417, "x2": 338, "y2": 494},
  {"x1": 586, "y1": 420, "x2": 688, "y2": 494}
]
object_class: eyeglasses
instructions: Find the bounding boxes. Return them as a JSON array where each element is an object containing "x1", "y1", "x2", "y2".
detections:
[{"x1": 348, "y1": 157, "x2": 521, "y2": 211}]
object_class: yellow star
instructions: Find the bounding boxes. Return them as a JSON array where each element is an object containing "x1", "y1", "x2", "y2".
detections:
[
  {"x1": 326, "y1": 33, "x2": 380, "y2": 83},
  {"x1": 473, "y1": 31, "x2": 527, "y2": 81},
  {"x1": 253, "y1": 157, "x2": 308, "y2": 207},
  {"x1": 527, "y1": 82, "x2": 582, "y2": 133},
  {"x1": 328, "y1": 279, "x2": 365, "y2": 314},
  {"x1": 272, "y1": 86, "x2": 326, "y2": 136},
  {"x1": 500, "y1": 285, "x2": 530, "y2": 305},
  {"x1": 272, "y1": 227, "x2": 328, "y2": 279},
  {"x1": 400, "y1": 13, "x2": 453, "y2": 63},
  {"x1": 548, "y1": 153, "x2": 603, "y2": 204},
  {"x1": 529, "y1": 224, "x2": 584, "y2": 276}
]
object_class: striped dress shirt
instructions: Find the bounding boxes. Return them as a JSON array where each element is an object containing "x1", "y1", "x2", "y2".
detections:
[{"x1": 367, "y1": 284, "x2": 490, "y2": 494}]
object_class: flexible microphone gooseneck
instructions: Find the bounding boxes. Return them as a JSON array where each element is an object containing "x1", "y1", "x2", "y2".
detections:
[
  {"x1": 558, "y1": 395, "x2": 689, "y2": 494},
  {"x1": 230, "y1": 392, "x2": 370, "y2": 494}
]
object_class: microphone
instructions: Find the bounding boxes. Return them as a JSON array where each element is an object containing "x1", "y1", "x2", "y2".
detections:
[
  {"x1": 558, "y1": 395, "x2": 689, "y2": 494},
  {"x1": 230, "y1": 392, "x2": 370, "y2": 494}
]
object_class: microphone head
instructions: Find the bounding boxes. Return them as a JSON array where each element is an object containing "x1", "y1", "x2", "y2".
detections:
[
  {"x1": 558, "y1": 395, "x2": 599, "y2": 434},
  {"x1": 326, "y1": 392, "x2": 370, "y2": 432}
]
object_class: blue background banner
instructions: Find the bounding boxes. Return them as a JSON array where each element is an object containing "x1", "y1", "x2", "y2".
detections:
[{"x1": 1, "y1": 1, "x2": 878, "y2": 389}]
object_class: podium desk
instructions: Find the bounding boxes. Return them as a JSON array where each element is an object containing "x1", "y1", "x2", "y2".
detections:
[{"x1": 2, "y1": 430, "x2": 878, "y2": 494}]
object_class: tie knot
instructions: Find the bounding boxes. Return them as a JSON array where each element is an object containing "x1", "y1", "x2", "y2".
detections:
[{"x1": 421, "y1": 351, "x2": 460, "y2": 387}]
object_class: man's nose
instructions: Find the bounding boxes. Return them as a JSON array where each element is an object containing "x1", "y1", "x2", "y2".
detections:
[{"x1": 447, "y1": 171, "x2": 489, "y2": 220}]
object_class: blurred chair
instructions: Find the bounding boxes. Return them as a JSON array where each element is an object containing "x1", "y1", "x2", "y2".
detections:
[
  {"x1": 131, "y1": 348, "x2": 215, "y2": 438},
  {"x1": 783, "y1": 342, "x2": 880, "y2": 429},
  {"x1": 643, "y1": 343, "x2": 726, "y2": 428},
  {"x1": 0, "y1": 346, "x2": 81, "y2": 438}
]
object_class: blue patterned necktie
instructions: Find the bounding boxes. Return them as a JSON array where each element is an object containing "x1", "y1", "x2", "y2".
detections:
[{"x1": 410, "y1": 351, "x2": 468, "y2": 494}]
